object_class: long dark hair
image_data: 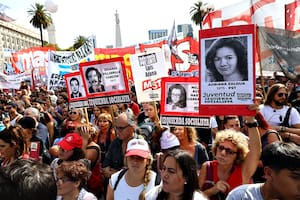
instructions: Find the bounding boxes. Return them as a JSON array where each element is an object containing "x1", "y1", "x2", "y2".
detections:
[
  {"x1": 206, "y1": 37, "x2": 248, "y2": 81},
  {"x1": 157, "y1": 150, "x2": 199, "y2": 200}
]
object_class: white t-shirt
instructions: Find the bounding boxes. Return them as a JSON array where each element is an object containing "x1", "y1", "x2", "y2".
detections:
[
  {"x1": 56, "y1": 188, "x2": 97, "y2": 200},
  {"x1": 259, "y1": 104, "x2": 300, "y2": 126},
  {"x1": 226, "y1": 183, "x2": 263, "y2": 200},
  {"x1": 110, "y1": 170, "x2": 159, "y2": 200},
  {"x1": 145, "y1": 185, "x2": 208, "y2": 200}
]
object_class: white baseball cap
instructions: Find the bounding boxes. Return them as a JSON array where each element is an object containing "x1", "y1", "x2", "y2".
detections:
[
  {"x1": 125, "y1": 138, "x2": 150, "y2": 158},
  {"x1": 160, "y1": 130, "x2": 180, "y2": 150}
]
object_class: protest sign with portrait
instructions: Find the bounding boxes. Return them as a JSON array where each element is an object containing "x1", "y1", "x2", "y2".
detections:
[
  {"x1": 79, "y1": 57, "x2": 130, "y2": 106},
  {"x1": 64, "y1": 72, "x2": 89, "y2": 109},
  {"x1": 199, "y1": 24, "x2": 256, "y2": 116},
  {"x1": 160, "y1": 77, "x2": 210, "y2": 127}
]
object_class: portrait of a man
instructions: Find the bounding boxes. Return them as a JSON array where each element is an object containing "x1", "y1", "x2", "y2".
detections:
[
  {"x1": 85, "y1": 67, "x2": 105, "y2": 93},
  {"x1": 69, "y1": 77, "x2": 82, "y2": 98}
]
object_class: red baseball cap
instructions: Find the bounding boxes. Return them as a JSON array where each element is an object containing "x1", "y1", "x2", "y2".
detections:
[{"x1": 58, "y1": 133, "x2": 82, "y2": 151}]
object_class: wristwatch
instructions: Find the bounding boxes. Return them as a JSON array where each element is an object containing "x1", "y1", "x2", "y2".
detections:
[{"x1": 244, "y1": 120, "x2": 259, "y2": 128}]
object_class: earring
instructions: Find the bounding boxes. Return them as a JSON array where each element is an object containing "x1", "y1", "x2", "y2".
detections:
[{"x1": 184, "y1": 181, "x2": 187, "y2": 184}]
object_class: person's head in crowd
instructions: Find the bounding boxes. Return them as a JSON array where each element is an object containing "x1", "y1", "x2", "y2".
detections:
[
  {"x1": 264, "y1": 83, "x2": 288, "y2": 106},
  {"x1": 115, "y1": 112, "x2": 136, "y2": 141},
  {"x1": 166, "y1": 84, "x2": 187, "y2": 108},
  {"x1": 92, "y1": 105, "x2": 101, "y2": 119},
  {"x1": 205, "y1": 37, "x2": 248, "y2": 82},
  {"x1": 55, "y1": 161, "x2": 91, "y2": 199},
  {"x1": 125, "y1": 138, "x2": 154, "y2": 199},
  {"x1": 0, "y1": 159, "x2": 57, "y2": 200},
  {"x1": 5, "y1": 101, "x2": 18, "y2": 115},
  {"x1": 31, "y1": 98, "x2": 46, "y2": 111},
  {"x1": 68, "y1": 108, "x2": 85, "y2": 123},
  {"x1": 160, "y1": 129, "x2": 180, "y2": 153},
  {"x1": 15, "y1": 100, "x2": 26, "y2": 113},
  {"x1": 96, "y1": 112, "x2": 113, "y2": 132},
  {"x1": 24, "y1": 107, "x2": 40, "y2": 122},
  {"x1": 61, "y1": 106, "x2": 69, "y2": 119},
  {"x1": 223, "y1": 115, "x2": 241, "y2": 132},
  {"x1": 57, "y1": 93, "x2": 68, "y2": 105},
  {"x1": 212, "y1": 129, "x2": 248, "y2": 166},
  {"x1": 57, "y1": 133, "x2": 84, "y2": 162},
  {"x1": 260, "y1": 142, "x2": 300, "y2": 200},
  {"x1": 18, "y1": 116, "x2": 37, "y2": 142},
  {"x1": 144, "y1": 101, "x2": 160, "y2": 122},
  {"x1": 0, "y1": 126, "x2": 26, "y2": 166},
  {"x1": 158, "y1": 150, "x2": 200, "y2": 200},
  {"x1": 172, "y1": 126, "x2": 198, "y2": 145}
]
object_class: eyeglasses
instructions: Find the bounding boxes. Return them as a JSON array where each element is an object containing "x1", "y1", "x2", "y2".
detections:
[
  {"x1": 115, "y1": 124, "x2": 130, "y2": 132},
  {"x1": 98, "y1": 120, "x2": 109, "y2": 123},
  {"x1": 55, "y1": 176, "x2": 73, "y2": 183},
  {"x1": 277, "y1": 93, "x2": 288, "y2": 98},
  {"x1": 171, "y1": 93, "x2": 181, "y2": 97},
  {"x1": 5, "y1": 106, "x2": 12, "y2": 110},
  {"x1": 69, "y1": 111, "x2": 78, "y2": 115},
  {"x1": 217, "y1": 145, "x2": 237, "y2": 155}
]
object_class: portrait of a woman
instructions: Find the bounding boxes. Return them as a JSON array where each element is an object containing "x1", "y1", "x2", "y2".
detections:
[
  {"x1": 205, "y1": 37, "x2": 248, "y2": 82},
  {"x1": 166, "y1": 84, "x2": 187, "y2": 112}
]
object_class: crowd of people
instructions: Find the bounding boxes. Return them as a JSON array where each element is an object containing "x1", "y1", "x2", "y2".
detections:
[{"x1": 0, "y1": 75, "x2": 299, "y2": 200}]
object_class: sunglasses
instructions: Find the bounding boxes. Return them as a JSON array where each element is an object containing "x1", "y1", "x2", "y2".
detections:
[
  {"x1": 115, "y1": 124, "x2": 130, "y2": 132},
  {"x1": 277, "y1": 93, "x2": 288, "y2": 98},
  {"x1": 5, "y1": 106, "x2": 12, "y2": 110},
  {"x1": 69, "y1": 111, "x2": 78, "y2": 115},
  {"x1": 217, "y1": 145, "x2": 237, "y2": 155}
]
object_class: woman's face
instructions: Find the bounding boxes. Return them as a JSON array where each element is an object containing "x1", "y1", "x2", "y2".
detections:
[
  {"x1": 93, "y1": 107, "x2": 101, "y2": 117},
  {"x1": 127, "y1": 155, "x2": 148, "y2": 173},
  {"x1": 97, "y1": 117, "x2": 110, "y2": 131},
  {"x1": 161, "y1": 156, "x2": 186, "y2": 195},
  {"x1": 145, "y1": 105, "x2": 156, "y2": 118},
  {"x1": 171, "y1": 88, "x2": 181, "y2": 104},
  {"x1": 56, "y1": 171, "x2": 78, "y2": 196},
  {"x1": 215, "y1": 140, "x2": 238, "y2": 165},
  {"x1": 214, "y1": 47, "x2": 238, "y2": 76},
  {"x1": 172, "y1": 126, "x2": 185, "y2": 142},
  {"x1": 58, "y1": 147, "x2": 74, "y2": 161},
  {"x1": 0, "y1": 139, "x2": 16, "y2": 159},
  {"x1": 69, "y1": 109, "x2": 80, "y2": 121}
]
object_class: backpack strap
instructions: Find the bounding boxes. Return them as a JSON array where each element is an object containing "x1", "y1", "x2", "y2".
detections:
[
  {"x1": 282, "y1": 107, "x2": 292, "y2": 127},
  {"x1": 113, "y1": 168, "x2": 128, "y2": 191},
  {"x1": 154, "y1": 173, "x2": 161, "y2": 186}
]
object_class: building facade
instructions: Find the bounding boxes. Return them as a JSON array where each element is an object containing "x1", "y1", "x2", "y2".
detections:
[
  {"x1": 0, "y1": 19, "x2": 41, "y2": 71},
  {"x1": 148, "y1": 29, "x2": 168, "y2": 40}
]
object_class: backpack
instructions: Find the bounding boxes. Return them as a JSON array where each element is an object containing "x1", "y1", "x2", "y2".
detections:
[{"x1": 113, "y1": 168, "x2": 161, "y2": 191}]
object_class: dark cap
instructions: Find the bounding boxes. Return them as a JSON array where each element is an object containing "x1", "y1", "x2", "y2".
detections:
[{"x1": 18, "y1": 116, "x2": 36, "y2": 129}]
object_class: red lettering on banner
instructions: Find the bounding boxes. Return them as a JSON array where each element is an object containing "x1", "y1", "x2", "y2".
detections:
[{"x1": 142, "y1": 78, "x2": 161, "y2": 91}]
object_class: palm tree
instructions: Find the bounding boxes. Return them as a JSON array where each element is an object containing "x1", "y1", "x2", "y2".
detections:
[
  {"x1": 73, "y1": 35, "x2": 87, "y2": 49},
  {"x1": 190, "y1": 0, "x2": 214, "y2": 30},
  {"x1": 28, "y1": 3, "x2": 52, "y2": 47}
]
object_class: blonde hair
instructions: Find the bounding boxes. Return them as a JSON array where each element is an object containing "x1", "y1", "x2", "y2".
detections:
[
  {"x1": 212, "y1": 129, "x2": 249, "y2": 165},
  {"x1": 185, "y1": 127, "x2": 199, "y2": 144},
  {"x1": 138, "y1": 155, "x2": 153, "y2": 200}
]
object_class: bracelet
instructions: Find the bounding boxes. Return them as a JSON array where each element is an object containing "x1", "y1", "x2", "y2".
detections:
[
  {"x1": 280, "y1": 126, "x2": 286, "y2": 132},
  {"x1": 244, "y1": 120, "x2": 258, "y2": 128}
]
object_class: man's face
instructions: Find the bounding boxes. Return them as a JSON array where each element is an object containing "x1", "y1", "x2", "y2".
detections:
[
  {"x1": 70, "y1": 80, "x2": 79, "y2": 94},
  {"x1": 273, "y1": 88, "x2": 288, "y2": 107},
  {"x1": 268, "y1": 168, "x2": 300, "y2": 200},
  {"x1": 224, "y1": 118, "x2": 241, "y2": 132},
  {"x1": 87, "y1": 70, "x2": 99, "y2": 86}
]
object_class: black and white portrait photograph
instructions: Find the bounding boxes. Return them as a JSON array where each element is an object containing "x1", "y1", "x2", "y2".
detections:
[
  {"x1": 166, "y1": 83, "x2": 187, "y2": 112},
  {"x1": 85, "y1": 67, "x2": 105, "y2": 93},
  {"x1": 204, "y1": 36, "x2": 249, "y2": 82},
  {"x1": 69, "y1": 77, "x2": 83, "y2": 98},
  {"x1": 65, "y1": 72, "x2": 86, "y2": 100}
]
